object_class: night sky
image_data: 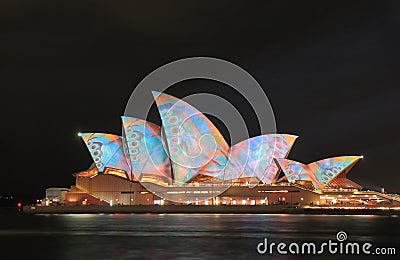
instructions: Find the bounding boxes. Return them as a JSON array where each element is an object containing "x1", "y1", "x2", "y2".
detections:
[{"x1": 1, "y1": 1, "x2": 399, "y2": 200}]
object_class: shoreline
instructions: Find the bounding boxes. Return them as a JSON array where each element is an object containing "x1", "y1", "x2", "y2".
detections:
[{"x1": 22, "y1": 205, "x2": 400, "y2": 215}]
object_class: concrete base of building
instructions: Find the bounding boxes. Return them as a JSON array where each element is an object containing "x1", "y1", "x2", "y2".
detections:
[{"x1": 22, "y1": 205, "x2": 400, "y2": 215}]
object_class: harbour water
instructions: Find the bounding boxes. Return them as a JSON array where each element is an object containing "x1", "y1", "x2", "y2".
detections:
[{"x1": 1, "y1": 209, "x2": 399, "y2": 259}]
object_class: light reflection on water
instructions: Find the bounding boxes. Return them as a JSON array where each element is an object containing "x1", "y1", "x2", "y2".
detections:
[{"x1": 1, "y1": 211, "x2": 399, "y2": 259}]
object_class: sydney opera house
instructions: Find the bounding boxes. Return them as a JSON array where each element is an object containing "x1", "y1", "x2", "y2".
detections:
[{"x1": 62, "y1": 92, "x2": 399, "y2": 207}]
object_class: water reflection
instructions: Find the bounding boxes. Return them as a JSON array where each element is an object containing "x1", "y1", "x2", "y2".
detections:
[{"x1": 0, "y1": 211, "x2": 399, "y2": 259}]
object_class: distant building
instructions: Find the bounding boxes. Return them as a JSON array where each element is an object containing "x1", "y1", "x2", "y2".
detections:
[{"x1": 45, "y1": 188, "x2": 70, "y2": 205}]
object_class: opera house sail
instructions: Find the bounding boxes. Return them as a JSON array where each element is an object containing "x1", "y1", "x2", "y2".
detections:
[
  {"x1": 80, "y1": 133, "x2": 132, "y2": 180},
  {"x1": 276, "y1": 156, "x2": 362, "y2": 190},
  {"x1": 121, "y1": 116, "x2": 172, "y2": 184},
  {"x1": 152, "y1": 91, "x2": 230, "y2": 185}
]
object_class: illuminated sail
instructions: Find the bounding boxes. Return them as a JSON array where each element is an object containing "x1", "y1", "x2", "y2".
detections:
[
  {"x1": 275, "y1": 158, "x2": 313, "y2": 184},
  {"x1": 80, "y1": 133, "x2": 131, "y2": 179},
  {"x1": 122, "y1": 116, "x2": 172, "y2": 182},
  {"x1": 308, "y1": 156, "x2": 362, "y2": 190},
  {"x1": 276, "y1": 156, "x2": 362, "y2": 189},
  {"x1": 224, "y1": 134, "x2": 297, "y2": 183},
  {"x1": 152, "y1": 91, "x2": 229, "y2": 184},
  {"x1": 261, "y1": 134, "x2": 297, "y2": 184}
]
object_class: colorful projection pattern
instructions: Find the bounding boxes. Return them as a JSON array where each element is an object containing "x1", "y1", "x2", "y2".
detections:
[
  {"x1": 276, "y1": 156, "x2": 362, "y2": 190},
  {"x1": 224, "y1": 134, "x2": 297, "y2": 183},
  {"x1": 122, "y1": 116, "x2": 172, "y2": 181},
  {"x1": 308, "y1": 156, "x2": 362, "y2": 189},
  {"x1": 152, "y1": 91, "x2": 229, "y2": 184},
  {"x1": 79, "y1": 92, "x2": 361, "y2": 189},
  {"x1": 261, "y1": 134, "x2": 297, "y2": 184},
  {"x1": 275, "y1": 159, "x2": 315, "y2": 184},
  {"x1": 80, "y1": 133, "x2": 131, "y2": 179}
]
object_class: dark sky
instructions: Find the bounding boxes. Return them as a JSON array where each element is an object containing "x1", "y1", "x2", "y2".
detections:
[{"x1": 1, "y1": 1, "x2": 399, "y2": 200}]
